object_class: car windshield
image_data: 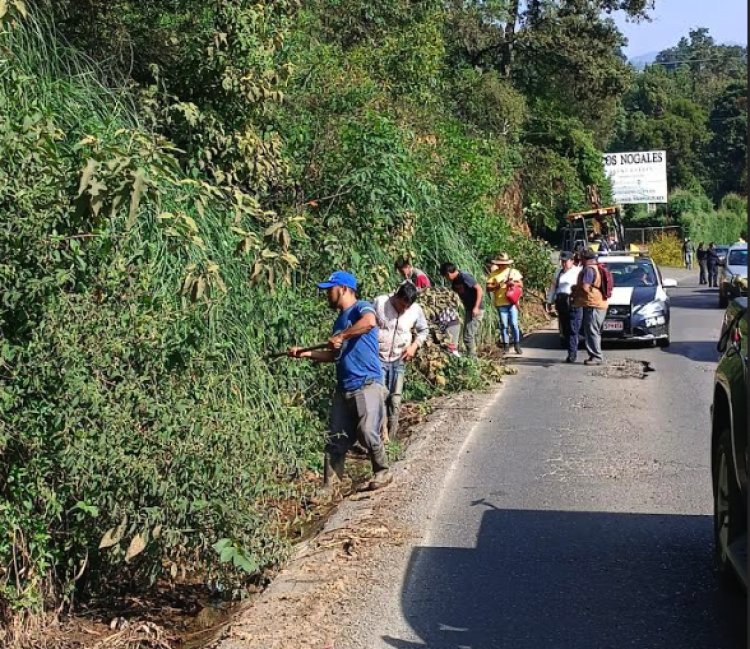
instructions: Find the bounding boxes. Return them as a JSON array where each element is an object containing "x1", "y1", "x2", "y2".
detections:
[
  {"x1": 601, "y1": 261, "x2": 657, "y2": 287},
  {"x1": 728, "y1": 249, "x2": 747, "y2": 266}
]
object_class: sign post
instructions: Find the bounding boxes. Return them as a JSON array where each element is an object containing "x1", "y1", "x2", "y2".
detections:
[{"x1": 603, "y1": 150, "x2": 668, "y2": 204}]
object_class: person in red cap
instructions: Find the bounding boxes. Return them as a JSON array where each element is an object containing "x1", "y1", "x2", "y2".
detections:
[{"x1": 287, "y1": 270, "x2": 392, "y2": 493}]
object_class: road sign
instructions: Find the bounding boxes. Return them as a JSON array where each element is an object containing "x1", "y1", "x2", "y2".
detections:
[{"x1": 603, "y1": 150, "x2": 668, "y2": 204}]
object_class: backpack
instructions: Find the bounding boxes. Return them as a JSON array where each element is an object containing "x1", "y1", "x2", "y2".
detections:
[{"x1": 596, "y1": 263, "x2": 614, "y2": 300}]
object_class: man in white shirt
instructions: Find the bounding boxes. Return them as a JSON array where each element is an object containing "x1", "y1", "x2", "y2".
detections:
[
  {"x1": 546, "y1": 251, "x2": 583, "y2": 363},
  {"x1": 373, "y1": 282, "x2": 429, "y2": 441}
]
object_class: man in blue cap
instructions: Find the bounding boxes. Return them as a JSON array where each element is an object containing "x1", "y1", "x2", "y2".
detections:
[{"x1": 287, "y1": 271, "x2": 392, "y2": 492}]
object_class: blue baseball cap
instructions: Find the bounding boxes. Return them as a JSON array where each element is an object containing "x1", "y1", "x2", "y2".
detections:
[{"x1": 317, "y1": 270, "x2": 357, "y2": 290}]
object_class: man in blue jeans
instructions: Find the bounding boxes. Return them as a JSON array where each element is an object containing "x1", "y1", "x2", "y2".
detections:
[
  {"x1": 287, "y1": 270, "x2": 392, "y2": 493},
  {"x1": 486, "y1": 253, "x2": 523, "y2": 354},
  {"x1": 373, "y1": 282, "x2": 429, "y2": 441},
  {"x1": 545, "y1": 251, "x2": 582, "y2": 363},
  {"x1": 439, "y1": 262, "x2": 484, "y2": 357}
]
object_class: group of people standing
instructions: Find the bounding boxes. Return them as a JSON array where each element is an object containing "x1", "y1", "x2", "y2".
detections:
[
  {"x1": 683, "y1": 239, "x2": 722, "y2": 287},
  {"x1": 439, "y1": 254, "x2": 525, "y2": 357},
  {"x1": 285, "y1": 253, "x2": 529, "y2": 492},
  {"x1": 545, "y1": 249, "x2": 610, "y2": 365},
  {"x1": 286, "y1": 268, "x2": 425, "y2": 493}
]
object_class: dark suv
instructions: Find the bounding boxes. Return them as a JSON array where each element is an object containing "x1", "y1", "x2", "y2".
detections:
[{"x1": 711, "y1": 297, "x2": 747, "y2": 589}]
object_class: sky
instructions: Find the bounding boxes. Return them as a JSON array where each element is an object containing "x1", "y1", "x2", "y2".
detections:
[{"x1": 614, "y1": 0, "x2": 748, "y2": 59}]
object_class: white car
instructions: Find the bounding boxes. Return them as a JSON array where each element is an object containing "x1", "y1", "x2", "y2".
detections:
[
  {"x1": 718, "y1": 243, "x2": 748, "y2": 308},
  {"x1": 597, "y1": 253, "x2": 677, "y2": 347}
]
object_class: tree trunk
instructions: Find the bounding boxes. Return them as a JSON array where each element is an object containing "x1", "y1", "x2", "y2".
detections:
[{"x1": 500, "y1": 0, "x2": 520, "y2": 78}]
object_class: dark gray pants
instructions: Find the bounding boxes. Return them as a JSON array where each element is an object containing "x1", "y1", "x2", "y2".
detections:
[
  {"x1": 582, "y1": 307, "x2": 607, "y2": 361},
  {"x1": 708, "y1": 264, "x2": 718, "y2": 287},
  {"x1": 463, "y1": 310, "x2": 484, "y2": 357},
  {"x1": 328, "y1": 382, "x2": 388, "y2": 472}
]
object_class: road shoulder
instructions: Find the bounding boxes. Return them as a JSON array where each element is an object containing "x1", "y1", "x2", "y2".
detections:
[{"x1": 211, "y1": 386, "x2": 506, "y2": 649}]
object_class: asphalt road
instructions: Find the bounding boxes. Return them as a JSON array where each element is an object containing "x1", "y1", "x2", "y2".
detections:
[{"x1": 371, "y1": 268, "x2": 746, "y2": 649}]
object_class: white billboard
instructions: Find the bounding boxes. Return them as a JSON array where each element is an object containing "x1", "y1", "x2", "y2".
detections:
[{"x1": 603, "y1": 150, "x2": 668, "y2": 204}]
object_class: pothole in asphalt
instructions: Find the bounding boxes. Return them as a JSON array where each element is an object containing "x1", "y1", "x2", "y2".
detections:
[{"x1": 593, "y1": 358, "x2": 655, "y2": 379}]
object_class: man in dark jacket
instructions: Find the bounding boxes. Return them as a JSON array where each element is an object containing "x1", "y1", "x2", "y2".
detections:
[
  {"x1": 440, "y1": 262, "x2": 484, "y2": 358},
  {"x1": 707, "y1": 242, "x2": 720, "y2": 288},
  {"x1": 696, "y1": 242, "x2": 707, "y2": 284}
]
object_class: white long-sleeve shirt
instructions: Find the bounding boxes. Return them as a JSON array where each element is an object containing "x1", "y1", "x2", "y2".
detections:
[
  {"x1": 546, "y1": 265, "x2": 582, "y2": 302},
  {"x1": 373, "y1": 294, "x2": 429, "y2": 363}
]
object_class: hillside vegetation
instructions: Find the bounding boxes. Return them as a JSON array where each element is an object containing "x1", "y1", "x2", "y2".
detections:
[{"x1": 0, "y1": 0, "x2": 746, "y2": 618}]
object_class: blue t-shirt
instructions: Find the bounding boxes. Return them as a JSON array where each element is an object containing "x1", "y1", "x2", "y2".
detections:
[{"x1": 333, "y1": 301, "x2": 383, "y2": 391}]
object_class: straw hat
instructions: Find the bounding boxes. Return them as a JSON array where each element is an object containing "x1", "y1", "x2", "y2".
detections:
[{"x1": 491, "y1": 252, "x2": 513, "y2": 265}]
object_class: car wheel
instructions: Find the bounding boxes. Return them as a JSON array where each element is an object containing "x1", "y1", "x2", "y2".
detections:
[
  {"x1": 656, "y1": 336, "x2": 670, "y2": 348},
  {"x1": 713, "y1": 427, "x2": 745, "y2": 587},
  {"x1": 719, "y1": 287, "x2": 729, "y2": 308}
]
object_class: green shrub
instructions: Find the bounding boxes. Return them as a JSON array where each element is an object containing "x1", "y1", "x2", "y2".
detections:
[
  {"x1": 0, "y1": 5, "x2": 554, "y2": 614},
  {"x1": 648, "y1": 233, "x2": 684, "y2": 267}
]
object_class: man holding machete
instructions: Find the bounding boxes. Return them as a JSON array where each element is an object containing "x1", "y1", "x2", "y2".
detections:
[{"x1": 287, "y1": 270, "x2": 392, "y2": 493}]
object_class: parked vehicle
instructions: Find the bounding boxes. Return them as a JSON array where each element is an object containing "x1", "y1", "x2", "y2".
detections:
[
  {"x1": 596, "y1": 253, "x2": 677, "y2": 347},
  {"x1": 711, "y1": 297, "x2": 747, "y2": 589},
  {"x1": 561, "y1": 206, "x2": 625, "y2": 253},
  {"x1": 718, "y1": 243, "x2": 748, "y2": 308},
  {"x1": 715, "y1": 245, "x2": 730, "y2": 266}
]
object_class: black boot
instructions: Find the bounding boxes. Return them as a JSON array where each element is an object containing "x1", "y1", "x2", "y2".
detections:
[
  {"x1": 368, "y1": 446, "x2": 392, "y2": 490},
  {"x1": 503, "y1": 342, "x2": 510, "y2": 354},
  {"x1": 514, "y1": 341, "x2": 523, "y2": 355}
]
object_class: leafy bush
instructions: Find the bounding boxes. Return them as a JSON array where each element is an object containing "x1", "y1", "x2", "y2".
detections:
[
  {"x1": 0, "y1": 12, "x2": 325, "y2": 610},
  {"x1": 669, "y1": 188, "x2": 746, "y2": 244},
  {"x1": 0, "y1": 4, "x2": 556, "y2": 615},
  {"x1": 648, "y1": 233, "x2": 684, "y2": 268}
]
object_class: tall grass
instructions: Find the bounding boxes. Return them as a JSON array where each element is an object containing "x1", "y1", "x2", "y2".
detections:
[{"x1": 0, "y1": 7, "x2": 551, "y2": 614}]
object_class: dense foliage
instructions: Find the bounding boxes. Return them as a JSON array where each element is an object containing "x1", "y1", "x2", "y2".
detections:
[
  {"x1": 0, "y1": 0, "x2": 745, "y2": 616},
  {"x1": 613, "y1": 27, "x2": 747, "y2": 241}
]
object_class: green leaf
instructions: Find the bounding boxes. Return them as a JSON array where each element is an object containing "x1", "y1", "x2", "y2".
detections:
[
  {"x1": 212, "y1": 538, "x2": 231, "y2": 553},
  {"x1": 232, "y1": 553, "x2": 258, "y2": 574},
  {"x1": 73, "y1": 501, "x2": 99, "y2": 518}
]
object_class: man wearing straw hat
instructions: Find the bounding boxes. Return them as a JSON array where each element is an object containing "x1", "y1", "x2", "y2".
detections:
[{"x1": 486, "y1": 252, "x2": 524, "y2": 355}]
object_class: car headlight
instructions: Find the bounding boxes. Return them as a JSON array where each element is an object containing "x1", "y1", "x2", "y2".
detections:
[{"x1": 634, "y1": 300, "x2": 667, "y2": 327}]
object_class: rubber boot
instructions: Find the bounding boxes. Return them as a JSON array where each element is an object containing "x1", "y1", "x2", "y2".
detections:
[
  {"x1": 368, "y1": 446, "x2": 392, "y2": 491},
  {"x1": 387, "y1": 416, "x2": 399, "y2": 441},
  {"x1": 322, "y1": 453, "x2": 345, "y2": 498},
  {"x1": 514, "y1": 341, "x2": 523, "y2": 355}
]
